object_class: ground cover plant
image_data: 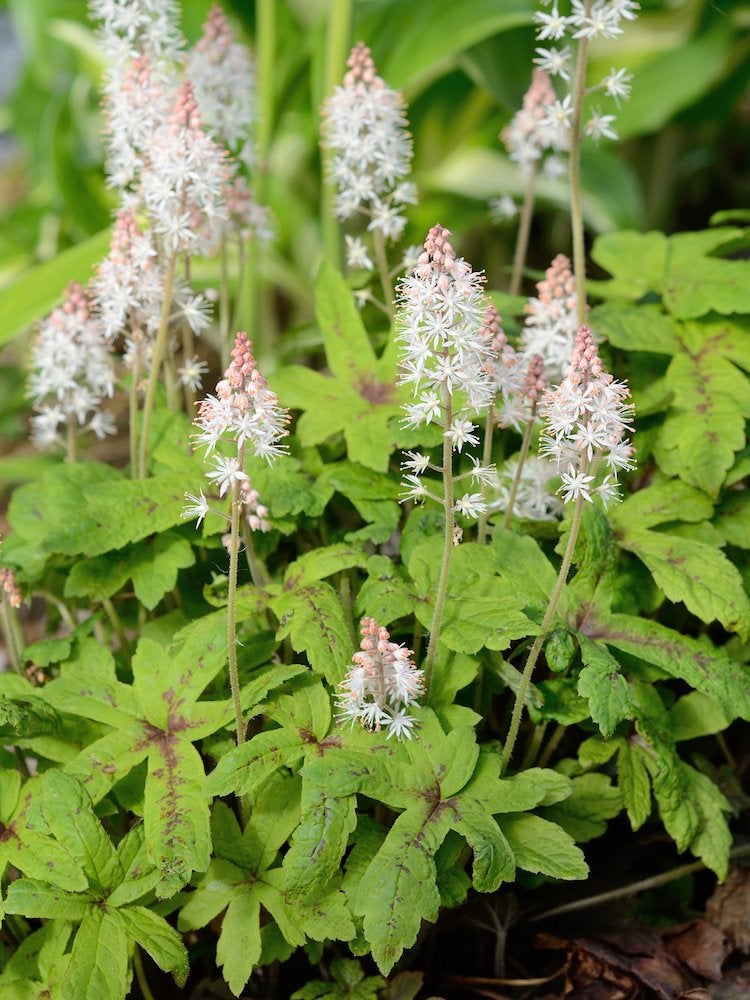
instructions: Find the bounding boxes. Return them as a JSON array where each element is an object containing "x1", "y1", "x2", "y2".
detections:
[{"x1": 0, "y1": 1, "x2": 749, "y2": 998}]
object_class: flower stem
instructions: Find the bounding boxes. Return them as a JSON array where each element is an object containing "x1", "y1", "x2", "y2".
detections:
[
  {"x1": 129, "y1": 346, "x2": 142, "y2": 479},
  {"x1": 1, "y1": 596, "x2": 24, "y2": 674},
  {"x1": 502, "y1": 401, "x2": 538, "y2": 530},
  {"x1": 133, "y1": 947, "x2": 156, "y2": 1000},
  {"x1": 568, "y1": 2, "x2": 592, "y2": 327},
  {"x1": 509, "y1": 165, "x2": 538, "y2": 297},
  {"x1": 219, "y1": 235, "x2": 231, "y2": 371},
  {"x1": 65, "y1": 413, "x2": 77, "y2": 463},
  {"x1": 373, "y1": 229, "x2": 394, "y2": 323},
  {"x1": 321, "y1": 0, "x2": 352, "y2": 267},
  {"x1": 476, "y1": 401, "x2": 495, "y2": 545},
  {"x1": 227, "y1": 473, "x2": 245, "y2": 747},
  {"x1": 500, "y1": 489, "x2": 586, "y2": 775},
  {"x1": 138, "y1": 250, "x2": 177, "y2": 478},
  {"x1": 240, "y1": 518, "x2": 268, "y2": 589},
  {"x1": 424, "y1": 393, "x2": 454, "y2": 697}
]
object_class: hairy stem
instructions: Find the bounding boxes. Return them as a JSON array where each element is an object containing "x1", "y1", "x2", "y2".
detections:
[
  {"x1": 500, "y1": 489, "x2": 586, "y2": 774},
  {"x1": 227, "y1": 457, "x2": 246, "y2": 747},
  {"x1": 502, "y1": 401, "x2": 538, "y2": 530},
  {"x1": 424, "y1": 393, "x2": 454, "y2": 696},
  {"x1": 240, "y1": 518, "x2": 268, "y2": 589},
  {"x1": 320, "y1": 0, "x2": 352, "y2": 267},
  {"x1": 373, "y1": 228, "x2": 394, "y2": 323},
  {"x1": 219, "y1": 235, "x2": 231, "y2": 371},
  {"x1": 568, "y1": 1, "x2": 592, "y2": 327},
  {"x1": 476, "y1": 401, "x2": 495, "y2": 544},
  {"x1": 138, "y1": 250, "x2": 177, "y2": 478},
  {"x1": 128, "y1": 346, "x2": 142, "y2": 479}
]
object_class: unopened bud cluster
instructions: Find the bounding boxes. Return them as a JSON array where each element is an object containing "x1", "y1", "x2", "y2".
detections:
[
  {"x1": 0, "y1": 567, "x2": 22, "y2": 609},
  {"x1": 521, "y1": 253, "x2": 579, "y2": 380},
  {"x1": 336, "y1": 618, "x2": 424, "y2": 741}
]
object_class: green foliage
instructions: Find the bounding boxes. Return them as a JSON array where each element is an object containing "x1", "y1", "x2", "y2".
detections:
[{"x1": 0, "y1": 2, "x2": 748, "y2": 995}]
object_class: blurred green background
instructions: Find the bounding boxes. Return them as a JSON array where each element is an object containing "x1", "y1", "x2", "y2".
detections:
[{"x1": 0, "y1": 0, "x2": 748, "y2": 335}]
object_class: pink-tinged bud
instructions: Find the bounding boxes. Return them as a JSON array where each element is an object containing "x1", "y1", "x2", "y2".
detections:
[
  {"x1": 523, "y1": 353, "x2": 547, "y2": 402},
  {"x1": 169, "y1": 81, "x2": 202, "y2": 132},
  {"x1": 0, "y1": 568, "x2": 22, "y2": 609}
]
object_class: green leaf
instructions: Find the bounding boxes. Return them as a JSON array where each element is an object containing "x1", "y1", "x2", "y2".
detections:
[
  {"x1": 617, "y1": 528, "x2": 750, "y2": 639},
  {"x1": 576, "y1": 635, "x2": 632, "y2": 738},
  {"x1": 371, "y1": 0, "x2": 533, "y2": 93},
  {"x1": 273, "y1": 269, "x2": 402, "y2": 472},
  {"x1": 490, "y1": 528, "x2": 558, "y2": 610},
  {"x1": 41, "y1": 772, "x2": 121, "y2": 892},
  {"x1": 589, "y1": 612, "x2": 750, "y2": 721},
  {"x1": 61, "y1": 910, "x2": 129, "y2": 1000},
  {"x1": 588, "y1": 302, "x2": 680, "y2": 354},
  {"x1": 682, "y1": 765, "x2": 732, "y2": 880},
  {"x1": 655, "y1": 347, "x2": 749, "y2": 496},
  {"x1": 283, "y1": 786, "x2": 357, "y2": 900},
  {"x1": 661, "y1": 229, "x2": 750, "y2": 319},
  {"x1": 0, "y1": 228, "x2": 111, "y2": 346},
  {"x1": 246, "y1": 453, "x2": 332, "y2": 521},
  {"x1": 4, "y1": 880, "x2": 90, "y2": 921},
  {"x1": 540, "y1": 773, "x2": 621, "y2": 843},
  {"x1": 107, "y1": 827, "x2": 159, "y2": 907},
  {"x1": 206, "y1": 727, "x2": 306, "y2": 799},
  {"x1": 590, "y1": 230, "x2": 668, "y2": 300},
  {"x1": 315, "y1": 261, "x2": 377, "y2": 383},
  {"x1": 144, "y1": 740, "x2": 211, "y2": 898},
  {"x1": 5, "y1": 464, "x2": 189, "y2": 566},
  {"x1": 65, "y1": 533, "x2": 194, "y2": 609},
  {"x1": 669, "y1": 692, "x2": 730, "y2": 742},
  {"x1": 450, "y1": 799, "x2": 515, "y2": 892},
  {"x1": 116, "y1": 907, "x2": 188, "y2": 985},
  {"x1": 714, "y1": 489, "x2": 750, "y2": 548},
  {"x1": 632, "y1": 684, "x2": 698, "y2": 852},
  {"x1": 610, "y1": 479, "x2": 714, "y2": 531},
  {"x1": 355, "y1": 555, "x2": 417, "y2": 625},
  {"x1": 271, "y1": 582, "x2": 353, "y2": 685},
  {"x1": 613, "y1": 22, "x2": 735, "y2": 142},
  {"x1": 283, "y1": 543, "x2": 368, "y2": 589},
  {"x1": 354, "y1": 802, "x2": 448, "y2": 975},
  {"x1": 616, "y1": 740, "x2": 652, "y2": 830},
  {"x1": 409, "y1": 539, "x2": 533, "y2": 654},
  {"x1": 498, "y1": 814, "x2": 589, "y2": 880},
  {"x1": 216, "y1": 891, "x2": 262, "y2": 997},
  {"x1": 0, "y1": 696, "x2": 60, "y2": 740}
]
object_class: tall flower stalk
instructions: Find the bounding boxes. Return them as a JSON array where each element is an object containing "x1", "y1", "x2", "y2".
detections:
[
  {"x1": 396, "y1": 226, "x2": 495, "y2": 691},
  {"x1": 27, "y1": 283, "x2": 116, "y2": 460},
  {"x1": 0, "y1": 567, "x2": 23, "y2": 674},
  {"x1": 500, "y1": 325, "x2": 634, "y2": 773},
  {"x1": 500, "y1": 68, "x2": 563, "y2": 295},
  {"x1": 321, "y1": 41, "x2": 417, "y2": 320},
  {"x1": 501, "y1": 353, "x2": 547, "y2": 528},
  {"x1": 184, "y1": 332, "x2": 289, "y2": 746},
  {"x1": 532, "y1": 0, "x2": 639, "y2": 318}
]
